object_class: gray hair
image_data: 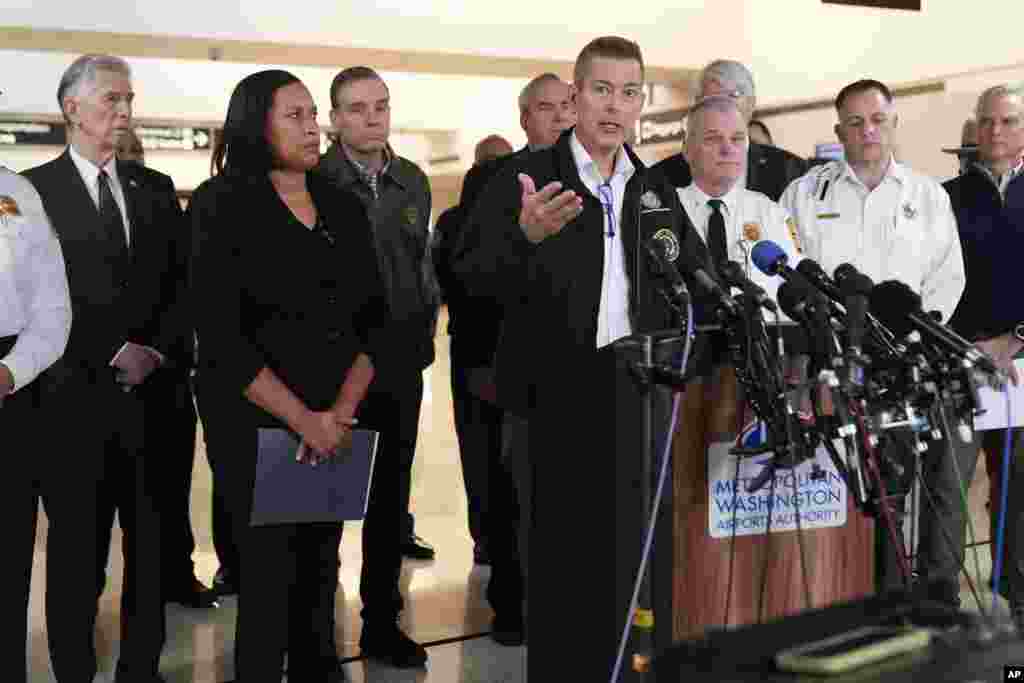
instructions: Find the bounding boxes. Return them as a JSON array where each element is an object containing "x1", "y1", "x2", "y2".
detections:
[
  {"x1": 57, "y1": 54, "x2": 132, "y2": 123},
  {"x1": 698, "y1": 59, "x2": 756, "y2": 102},
  {"x1": 685, "y1": 95, "x2": 745, "y2": 143},
  {"x1": 975, "y1": 83, "x2": 1024, "y2": 119},
  {"x1": 518, "y1": 73, "x2": 563, "y2": 113}
]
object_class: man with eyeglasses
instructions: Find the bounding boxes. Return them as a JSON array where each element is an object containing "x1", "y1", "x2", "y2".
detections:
[
  {"x1": 653, "y1": 59, "x2": 808, "y2": 202},
  {"x1": 454, "y1": 36, "x2": 703, "y2": 680}
]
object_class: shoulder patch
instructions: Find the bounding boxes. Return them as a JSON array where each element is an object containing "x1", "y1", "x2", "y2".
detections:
[{"x1": 0, "y1": 195, "x2": 22, "y2": 217}]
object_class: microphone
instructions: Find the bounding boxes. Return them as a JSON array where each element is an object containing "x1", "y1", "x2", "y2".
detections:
[
  {"x1": 643, "y1": 237, "x2": 690, "y2": 311},
  {"x1": 673, "y1": 247, "x2": 738, "y2": 316},
  {"x1": 718, "y1": 260, "x2": 778, "y2": 312},
  {"x1": 796, "y1": 258, "x2": 844, "y2": 303},
  {"x1": 868, "y1": 280, "x2": 999, "y2": 375},
  {"x1": 834, "y1": 264, "x2": 873, "y2": 352}
]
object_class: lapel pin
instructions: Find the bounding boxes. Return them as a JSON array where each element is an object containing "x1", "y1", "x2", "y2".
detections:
[{"x1": 640, "y1": 190, "x2": 662, "y2": 210}]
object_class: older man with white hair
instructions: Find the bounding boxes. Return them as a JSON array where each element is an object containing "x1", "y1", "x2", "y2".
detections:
[
  {"x1": 677, "y1": 95, "x2": 800, "y2": 308},
  {"x1": 653, "y1": 59, "x2": 808, "y2": 201},
  {"x1": 945, "y1": 82, "x2": 1024, "y2": 625},
  {"x1": 23, "y1": 53, "x2": 186, "y2": 683}
]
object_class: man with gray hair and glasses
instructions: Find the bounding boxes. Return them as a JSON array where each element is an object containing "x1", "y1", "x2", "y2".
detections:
[
  {"x1": 23, "y1": 54, "x2": 187, "y2": 682},
  {"x1": 653, "y1": 59, "x2": 808, "y2": 202},
  {"x1": 945, "y1": 83, "x2": 1024, "y2": 626}
]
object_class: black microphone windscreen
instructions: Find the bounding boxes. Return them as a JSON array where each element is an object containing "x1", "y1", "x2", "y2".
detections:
[
  {"x1": 834, "y1": 263, "x2": 874, "y2": 294},
  {"x1": 868, "y1": 280, "x2": 921, "y2": 338},
  {"x1": 795, "y1": 258, "x2": 829, "y2": 281},
  {"x1": 777, "y1": 280, "x2": 813, "y2": 322}
]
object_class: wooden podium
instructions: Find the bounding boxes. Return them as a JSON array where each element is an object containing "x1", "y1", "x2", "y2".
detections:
[{"x1": 668, "y1": 360, "x2": 876, "y2": 641}]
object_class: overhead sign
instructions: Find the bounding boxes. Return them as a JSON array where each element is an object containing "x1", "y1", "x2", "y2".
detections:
[
  {"x1": 636, "y1": 109, "x2": 685, "y2": 147},
  {"x1": 0, "y1": 120, "x2": 67, "y2": 146},
  {"x1": 135, "y1": 126, "x2": 214, "y2": 151}
]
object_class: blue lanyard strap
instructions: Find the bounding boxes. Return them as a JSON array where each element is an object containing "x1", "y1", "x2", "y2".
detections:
[{"x1": 598, "y1": 182, "x2": 616, "y2": 238}]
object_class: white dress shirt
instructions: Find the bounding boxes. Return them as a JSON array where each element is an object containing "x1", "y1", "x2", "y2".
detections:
[
  {"x1": 68, "y1": 143, "x2": 132, "y2": 245},
  {"x1": 0, "y1": 166, "x2": 72, "y2": 392},
  {"x1": 780, "y1": 157, "x2": 965, "y2": 322},
  {"x1": 678, "y1": 181, "x2": 801, "y2": 311},
  {"x1": 569, "y1": 131, "x2": 636, "y2": 348}
]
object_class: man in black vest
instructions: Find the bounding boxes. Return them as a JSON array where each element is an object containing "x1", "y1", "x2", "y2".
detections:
[
  {"x1": 23, "y1": 54, "x2": 186, "y2": 683},
  {"x1": 946, "y1": 83, "x2": 1024, "y2": 623},
  {"x1": 651, "y1": 59, "x2": 808, "y2": 202}
]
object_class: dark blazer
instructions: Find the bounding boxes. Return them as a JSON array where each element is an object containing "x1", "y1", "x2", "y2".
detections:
[
  {"x1": 453, "y1": 128, "x2": 705, "y2": 415},
  {"x1": 23, "y1": 150, "x2": 187, "y2": 392},
  {"x1": 458, "y1": 147, "x2": 529, "y2": 216},
  {"x1": 650, "y1": 142, "x2": 809, "y2": 201},
  {"x1": 190, "y1": 171, "x2": 390, "y2": 427}
]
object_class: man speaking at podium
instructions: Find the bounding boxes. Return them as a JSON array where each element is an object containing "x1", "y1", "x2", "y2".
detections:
[{"x1": 454, "y1": 36, "x2": 703, "y2": 681}]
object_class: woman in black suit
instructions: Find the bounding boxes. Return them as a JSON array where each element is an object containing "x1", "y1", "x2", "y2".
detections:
[{"x1": 190, "y1": 69, "x2": 388, "y2": 682}]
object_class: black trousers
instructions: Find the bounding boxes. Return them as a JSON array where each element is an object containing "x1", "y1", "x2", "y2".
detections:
[
  {"x1": 501, "y1": 412, "x2": 530, "y2": 606},
  {"x1": 878, "y1": 428, "x2": 982, "y2": 604},
  {"x1": 450, "y1": 358, "x2": 493, "y2": 548},
  {"x1": 355, "y1": 371, "x2": 424, "y2": 623},
  {"x1": 197, "y1": 384, "x2": 343, "y2": 681},
  {"x1": 98, "y1": 369, "x2": 199, "y2": 593},
  {"x1": 34, "y1": 373, "x2": 165, "y2": 681},
  {"x1": 8, "y1": 380, "x2": 39, "y2": 683},
  {"x1": 195, "y1": 371, "x2": 240, "y2": 580}
]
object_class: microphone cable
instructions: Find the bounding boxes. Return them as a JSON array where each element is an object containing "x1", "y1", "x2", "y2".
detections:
[
  {"x1": 991, "y1": 385, "x2": 1014, "y2": 617},
  {"x1": 610, "y1": 298, "x2": 695, "y2": 683}
]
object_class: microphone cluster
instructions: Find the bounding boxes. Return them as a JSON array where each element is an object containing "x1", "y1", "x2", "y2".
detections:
[{"x1": 644, "y1": 235, "x2": 1002, "y2": 516}]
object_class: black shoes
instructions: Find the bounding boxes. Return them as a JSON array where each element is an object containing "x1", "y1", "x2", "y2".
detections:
[
  {"x1": 401, "y1": 534, "x2": 436, "y2": 561},
  {"x1": 212, "y1": 567, "x2": 239, "y2": 596},
  {"x1": 490, "y1": 614, "x2": 526, "y2": 647},
  {"x1": 359, "y1": 623, "x2": 428, "y2": 668},
  {"x1": 165, "y1": 576, "x2": 220, "y2": 609}
]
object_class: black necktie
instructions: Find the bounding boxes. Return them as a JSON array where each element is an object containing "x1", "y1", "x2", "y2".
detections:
[
  {"x1": 97, "y1": 170, "x2": 129, "y2": 256},
  {"x1": 707, "y1": 198, "x2": 728, "y2": 270}
]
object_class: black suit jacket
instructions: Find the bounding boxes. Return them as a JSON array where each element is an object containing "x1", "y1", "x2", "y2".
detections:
[
  {"x1": 453, "y1": 128, "x2": 704, "y2": 415},
  {"x1": 650, "y1": 142, "x2": 809, "y2": 202},
  {"x1": 23, "y1": 150, "x2": 187, "y2": 392}
]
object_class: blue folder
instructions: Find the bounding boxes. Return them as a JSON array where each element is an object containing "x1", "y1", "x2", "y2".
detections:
[{"x1": 251, "y1": 428, "x2": 379, "y2": 526}]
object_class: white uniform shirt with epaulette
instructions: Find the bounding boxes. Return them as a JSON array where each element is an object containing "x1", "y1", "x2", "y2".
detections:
[
  {"x1": 677, "y1": 181, "x2": 802, "y2": 310},
  {"x1": 780, "y1": 158, "x2": 964, "y2": 322},
  {"x1": 0, "y1": 165, "x2": 71, "y2": 392}
]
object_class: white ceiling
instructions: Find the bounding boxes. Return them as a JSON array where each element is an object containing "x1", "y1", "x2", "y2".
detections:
[{"x1": 4, "y1": 0, "x2": 1023, "y2": 106}]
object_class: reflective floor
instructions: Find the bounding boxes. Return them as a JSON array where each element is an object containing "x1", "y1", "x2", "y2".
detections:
[
  {"x1": 27, "y1": 309, "x2": 528, "y2": 682},
  {"x1": 23, "y1": 307, "x2": 1007, "y2": 681}
]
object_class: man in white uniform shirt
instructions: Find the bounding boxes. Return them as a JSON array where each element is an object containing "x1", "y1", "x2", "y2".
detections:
[
  {"x1": 781, "y1": 78, "x2": 969, "y2": 605},
  {"x1": 677, "y1": 95, "x2": 801, "y2": 306},
  {"x1": 781, "y1": 79, "x2": 964, "y2": 322},
  {"x1": 1, "y1": 163, "x2": 71, "y2": 683}
]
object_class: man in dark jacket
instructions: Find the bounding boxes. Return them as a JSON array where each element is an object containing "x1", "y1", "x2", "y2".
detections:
[
  {"x1": 946, "y1": 83, "x2": 1024, "y2": 624},
  {"x1": 651, "y1": 59, "x2": 808, "y2": 201},
  {"x1": 317, "y1": 66, "x2": 437, "y2": 668},
  {"x1": 454, "y1": 37, "x2": 706, "y2": 681},
  {"x1": 433, "y1": 75, "x2": 575, "y2": 574}
]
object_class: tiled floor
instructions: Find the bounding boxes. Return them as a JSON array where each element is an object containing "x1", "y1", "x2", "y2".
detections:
[
  {"x1": 27, "y1": 309, "x2": 528, "y2": 682},
  {"x1": 23, "y1": 308, "x2": 1009, "y2": 681}
]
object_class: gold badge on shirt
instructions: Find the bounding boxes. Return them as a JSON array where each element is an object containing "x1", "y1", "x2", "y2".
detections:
[
  {"x1": 404, "y1": 206, "x2": 420, "y2": 226},
  {"x1": 0, "y1": 195, "x2": 22, "y2": 218},
  {"x1": 786, "y1": 216, "x2": 802, "y2": 254},
  {"x1": 742, "y1": 222, "x2": 761, "y2": 242}
]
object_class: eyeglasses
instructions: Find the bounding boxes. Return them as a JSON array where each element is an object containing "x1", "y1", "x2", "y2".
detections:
[{"x1": 597, "y1": 182, "x2": 616, "y2": 238}]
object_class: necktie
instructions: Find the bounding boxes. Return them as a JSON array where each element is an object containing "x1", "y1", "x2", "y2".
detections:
[
  {"x1": 98, "y1": 170, "x2": 129, "y2": 256},
  {"x1": 707, "y1": 198, "x2": 728, "y2": 270}
]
